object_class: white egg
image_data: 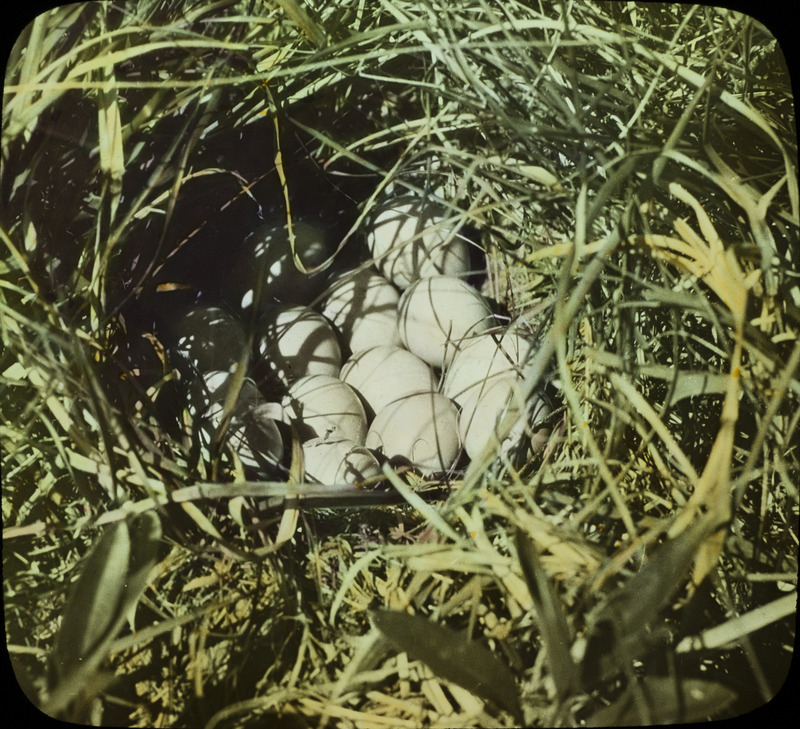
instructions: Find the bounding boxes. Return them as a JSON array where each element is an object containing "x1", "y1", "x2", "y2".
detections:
[
  {"x1": 443, "y1": 325, "x2": 532, "y2": 406},
  {"x1": 228, "y1": 403, "x2": 284, "y2": 475},
  {"x1": 187, "y1": 370, "x2": 273, "y2": 470},
  {"x1": 283, "y1": 374, "x2": 367, "y2": 443},
  {"x1": 256, "y1": 304, "x2": 341, "y2": 384},
  {"x1": 226, "y1": 220, "x2": 331, "y2": 312},
  {"x1": 459, "y1": 377, "x2": 551, "y2": 461},
  {"x1": 366, "y1": 392, "x2": 460, "y2": 474},
  {"x1": 340, "y1": 345, "x2": 437, "y2": 417},
  {"x1": 397, "y1": 275, "x2": 494, "y2": 368},
  {"x1": 302, "y1": 437, "x2": 382, "y2": 485},
  {"x1": 321, "y1": 268, "x2": 402, "y2": 353},
  {"x1": 172, "y1": 306, "x2": 247, "y2": 374},
  {"x1": 187, "y1": 369, "x2": 260, "y2": 428},
  {"x1": 366, "y1": 196, "x2": 471, "y2": 288},
  {"x1": 458, "y1": 376, "x2": 525, "y2": 461}
]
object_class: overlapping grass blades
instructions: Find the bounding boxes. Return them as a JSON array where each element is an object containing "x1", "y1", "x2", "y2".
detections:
[{"x1": 3, "y1": 1, "x2": 797, "y2": 726}]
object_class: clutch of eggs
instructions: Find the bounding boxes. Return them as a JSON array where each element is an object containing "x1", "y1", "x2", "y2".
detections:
[{"x1": 164, "y1": 192, "x2": 548, "y2": 482}]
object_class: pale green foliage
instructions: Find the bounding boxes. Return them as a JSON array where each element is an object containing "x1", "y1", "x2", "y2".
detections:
[{"x1": 2, "y1": 1, "x2": 797, "y2": 726}]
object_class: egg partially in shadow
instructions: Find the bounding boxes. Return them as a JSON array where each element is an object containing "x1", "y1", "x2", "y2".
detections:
[
  {"x1": 256, "y1": 304, "x2": 341, "y2": 385},
  {"x1": 398, "y1": 275, "x2": 494, "y2": 368},
  {"x1": 366, "y1": 196, "x2": 471, "y2": 289},
  {"x1": 282, "y1": 374, "x2": 368, "y2": 444},
  {"x1": 171, "y1": 305, "x2": 248, "y2": 375},
  {"x1": 321, "y1": 268, "x2": 402, "y2": 353},
  {"x1": 366, "y1": 391, "x2": 460, "y2": 475},
  {"x1": 228, "y1": 402, "x2": 284, "y2": 476},
  {"x1": 302, "y1": 437, "x2": 382, "y2": 485},
  {"x1": 225, "y1": 220, "x2": 331, "y2": 312}
]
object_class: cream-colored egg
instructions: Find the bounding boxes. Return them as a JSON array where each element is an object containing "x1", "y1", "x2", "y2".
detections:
[
  {"x1": 187, "y1": 369, "x2": 259, "y2": 428},
  {"x1": 187, "y1": 370, "x2": 275, "y2": 470},
  {"x1": 283, "y1": 374, "x2": 367, "y2": 443},
  {"x1": 256, "y1": 304, "x2": 341, "y2": 384},
  {"x1": 458, "y1": 376, "x2": 525, "y2": 460},
  {"x1": 228, "y1": 403, "x2": 284, "y2": 475},
  {"x1": 321, "y1": 268, "x2": 402, "y2": 353},
  {"x1": 173, "y1": 306, "x2": 247, "y2": 374},
  {"x1": 397, "y1": 276, "x2": 494, "y2": 368},
  {"x1": 366, "y1": 196, "x2": 471, "y2": 288},
  {"x1": 340, "y1": 345, "x2": 437, "y2": 417},
  {"x1": 366, "y1": 392, "x2": 460, "y2": 474},
  {"x1": 459, "y1": 378, "x2": 551, "y2": 461},
  {"x1": 443, "y1": 326, "x2": 532, "y2": 406},
  {"x1": 226, "y1": 220, "x2": 331, "y2": 312},
  {"x1": 302, "y1": 437, "x2": 382, "y2": 485}
]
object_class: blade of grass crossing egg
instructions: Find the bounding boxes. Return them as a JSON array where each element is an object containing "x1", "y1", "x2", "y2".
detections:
[
  {"x1": 273, "y1": 427, "x2": 305, "y2": 547},
  {"x1": 209, "y1": 362, "x2": 249, "y2": 480},
  {"x1": 265, "y1": 86, "x2": 303, "y2": 275}
]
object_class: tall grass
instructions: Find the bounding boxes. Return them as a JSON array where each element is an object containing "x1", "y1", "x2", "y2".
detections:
[{"x1": 3, "y1": 1, "x2": 797, "y2": 726}]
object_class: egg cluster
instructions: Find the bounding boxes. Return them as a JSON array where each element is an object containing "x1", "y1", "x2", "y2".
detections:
[{"x1": 169, "y1": 194, "x2": 548, "y2": 486}]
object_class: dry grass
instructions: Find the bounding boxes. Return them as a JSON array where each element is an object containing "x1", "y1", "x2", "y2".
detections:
[{"x1": 2, "y1": 1, "x2": 797, "y2": 727}]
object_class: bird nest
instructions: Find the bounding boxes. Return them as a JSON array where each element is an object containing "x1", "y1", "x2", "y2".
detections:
[{"x1": 2, "y1": 1, "x2": 797, "y2": 727}]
